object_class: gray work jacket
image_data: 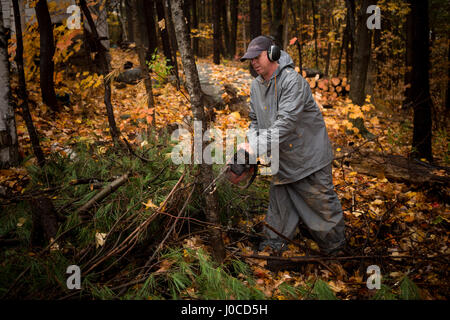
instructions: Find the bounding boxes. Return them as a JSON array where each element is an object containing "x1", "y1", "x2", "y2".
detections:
[{"x1": 247, "y1": 51, "x2": 334, "y2": 185}]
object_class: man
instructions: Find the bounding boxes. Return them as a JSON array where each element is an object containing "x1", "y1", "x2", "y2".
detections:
[{"x1": 239, "y1": 36, "x2": 346, "y2": 255}]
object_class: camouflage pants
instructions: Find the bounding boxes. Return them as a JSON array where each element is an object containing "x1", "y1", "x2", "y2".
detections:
[{"x1": 264, "y1": 163, "x2": 345, "y2": 254}]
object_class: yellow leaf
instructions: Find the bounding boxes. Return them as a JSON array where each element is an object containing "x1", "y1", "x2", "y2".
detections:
[
  {"x1": 230, "y1": 111, "x2": 241, "y2": 120},
  {"x1": 17, "y1": 217, "x2": 26, "y2": 227},
  {"x1": 95, "y1": 232, "x2": 107, "y2": 248},
  {"x1": 371, "y1": 199, "x2": 383, "y2": 205},
  {"x1": 142, "y1": 199, "x2": 158, "y2": 209},
  {"x1": 370, "y1": 116, "x2": 379, "y2": 126}
]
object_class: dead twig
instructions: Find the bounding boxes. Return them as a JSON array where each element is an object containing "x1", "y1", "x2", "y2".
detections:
[{"x1": 75, "y1": 171, "x2": 130, "y2": 216}]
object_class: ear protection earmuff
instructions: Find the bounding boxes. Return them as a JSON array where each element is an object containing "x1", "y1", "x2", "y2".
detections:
[
  {"x1": 264, "y1": 35, "x2": 281, "y2": 62},
  {"x1": 267, "y1": 45, "x2": 281, "y2": 62}
]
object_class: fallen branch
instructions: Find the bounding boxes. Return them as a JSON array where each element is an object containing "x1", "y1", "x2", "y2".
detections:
[
  {"x1": 237, "y1": 253, "x2": 449, "y2": 263},
  {"x1": 75, "y1": 171, "x2": 130, "y2": 216},
  {"x1": 143, "y1": 183, "x2": 196, "y2": 270},
  {"x1": 82, "y1": 172, "x2": 186, "y2": 275}
]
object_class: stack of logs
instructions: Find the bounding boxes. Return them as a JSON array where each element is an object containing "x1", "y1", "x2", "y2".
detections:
[{"x1": 302, "y1": 72, "x2": 351, "y2": 107}]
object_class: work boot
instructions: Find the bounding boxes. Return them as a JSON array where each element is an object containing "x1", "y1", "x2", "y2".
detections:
[{"x1": 258, "y1": 239, "x2": 287, "y2": 252}]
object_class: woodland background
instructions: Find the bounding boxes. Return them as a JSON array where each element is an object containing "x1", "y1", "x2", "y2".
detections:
[{"x1": 0, "y1": 0, "x2": 449, "y2": 300}]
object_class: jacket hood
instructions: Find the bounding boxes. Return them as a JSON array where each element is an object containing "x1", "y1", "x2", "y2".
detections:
[{"x1": 276, "y1": 50, "x2": 295, "y2": 73}]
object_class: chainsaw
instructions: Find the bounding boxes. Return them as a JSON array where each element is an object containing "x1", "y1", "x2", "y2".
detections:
[{"x1": 203, "y1": 150, "x2": 258, "y2": 194}]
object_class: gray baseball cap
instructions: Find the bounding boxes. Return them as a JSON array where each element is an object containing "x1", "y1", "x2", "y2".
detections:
[{"x1": 240, "y1": 36, "x2": 273, "y2": 61}]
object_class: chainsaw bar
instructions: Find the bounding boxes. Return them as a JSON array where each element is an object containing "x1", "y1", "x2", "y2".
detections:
[{"x1": 202, "y1": 165, "x2": 230, "y2": 195}]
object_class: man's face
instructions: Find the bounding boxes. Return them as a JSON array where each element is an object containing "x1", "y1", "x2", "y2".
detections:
[{"x1": 251, "y1": 51, "x2": 272, "y2": 77}]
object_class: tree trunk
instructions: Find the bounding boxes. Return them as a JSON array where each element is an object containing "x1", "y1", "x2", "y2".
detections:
[
  {"x1": 349, "y1": 0, "x2": 372, "y2": 106},
  {"x1": 288, "y1": 0, "x2": 302, "y2": 73},
  {"x1": 118, "y1": 0, "x2": 129, "y2": 43},
  {"x1": 12, "y1": 0, "x2": 46, "y2": 168},
  {"x1": 212, "y1": 0, "x2": 221, "y2": 64},
  {"x1": 143, "y1": 0, "x2": 158, "y2": 61},
  {"x1": 35, "y1": 0, "x2": 59, "y2": 112},
  {"x1": 282, "y1": 0, "x2": 290, "y2": 50},
  {"x1": 30, "y1": 197, "x2": 59, "y2": 247},
  {"x1": 266, "y1": 0, "x2": 273, "y2": 32},
  {"x1": 345, "y1": 0, "x2": 355, "y2": 78},
  {"x1": 310, "y1": 0, "x2": 319, "y2": 68},
  {"x1": 192, "y1": 0, "x2": 199, "y2": 56},
  {"x1": 164, "y1": 0, "x2": 178, "y2": 54},
  {"x1": 220, "y1": 0, "x2": 231, "y2": 58},
  {"x1": 446, "y1": 38, "x2": 450, "y2": 116},
  {"x1": 170, "y1": 0, "x2": 226, "y2": 263},
  {"x1": 133, "y1": 0, "x2": 156, "y2": 128},
  {"x1": 249, "y1": 0, "x2": 261, "y2": 40},
  {"x1": 409, "y1": 0, "x2": 433, "y2": 162},
  {"x1": 80, "y1": 0, "x2": 122, "y2": 145},
  {"x1": 156, "y1": 0, "x2": 179, "y2": 80},
  {"x1": 0, "y1": 3, "x2": 19, "y2": 168},
  {"x1": 337, "y1": 23, "x2": 348, "y2": 77},
  {"x1": 403, "y1": 6, "x2": 414, "y2": 109},
  {"x1": 125, "y1": 0, "x2": 135, "y2": 42},
  {"x1": 271, "y1": 0, "x2": 283, "y2": 45},
  {"x1": 230, "y1": 0, "x2": 238, "y2": 58}
]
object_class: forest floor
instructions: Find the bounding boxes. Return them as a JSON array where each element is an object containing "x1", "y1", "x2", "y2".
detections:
[{"x1": 1, "y1": 47, "x2": 449, "y2": 300}]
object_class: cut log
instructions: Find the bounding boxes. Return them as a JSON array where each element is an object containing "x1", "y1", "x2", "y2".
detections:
[
  {"x1": 317, "y1": 80, "x2": 327, "y2": 91},
  {"x1": 345, "y1": 84, "x2": 351, "y2": 92},
  {"x1": 337, "y1": 149, "x2": 450, "y2": 187},
  {"x1": 331, "y1": 77, "x2": 341, "y2": 87},
  {"x1": 303, "y1": 67, "x2": 323, "y2": 78},
  {"x1": 336, "y1": 86, "x2": 343, "y2": 93}
]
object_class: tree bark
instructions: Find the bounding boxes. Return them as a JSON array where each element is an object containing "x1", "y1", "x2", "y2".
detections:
[
  {"x1": 310, "y1": 0, "x2": 319, "y2": 68},
  {"x1": 0, "y1": 3, "x2": 19, "y2": 168},
  {"x1": 143, "y1": 0, "x2": 158, "y2": 61},
  {"x1": 282, "y1": 0, "x2": 289, "y2": 50},
  {"x1": 220, "y1": 0, "x2": 231, "y2": 58},
  {"x1": 345, "y1": 0, "x2": 355, "y2": 78},
  {"x1": 409, "y1": 0, "x2": 433, "y2": 162},
  {"x1": 288, "y1": 0, "x2": 302, "y2": 73},
  {"x1": 12, "y1": 0, "x2": 45, "y2": 168},
  {"x1": 446, "y1": 37, "x2": 450, "y2": 115},
  {"x1": 212, "y1": 0, "x2": 221, "y2": 64},
  {"x1": 191, "y1": 0, "x2": 199, "y2": 56},
  {"x1": 80, "y1": 0, "x2": 121, "y2": 145},
  {"x1": 35, "y1": 0, "x2": 59, "y2": 112},
  {"x1": 271, "y1": 0, "x2": 283, "y2": 46},
  {"x1": 349, "y1": 0, "x2": 372, "y2": 106},
  {"x1": 336, "y1": 23, "x2": 348, "y2": 77},
  {"x1": 125, "y1": 0, "x2": 135, "y2": 42},
  {"x1": 403, "y1": 6, "x2": 414, "y2": 109},
  {"x1": 170, "y1": 0, "x2": 226, "y2": 263},
  {"x1": 118, "y1": 0, "x2": 129, "y2": 43},
  {"x1": 266, "y1": 0, "x2": 273, "y2": 31},
  {"x1": 156, "y1": 0, "x2": 178, "y2": 77},
  {"x1": 164, "y1": 0, "x2": 178, "y2": 53},
  {"x1": 133, "y1": 0, "x2": 156, "y2": 128},
  {"x1": 230, "y1": 0, "x2": 238, "y2": 59},
  {"x1": 249, "y1": 0, "x2": 262, "y2": 40}
]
